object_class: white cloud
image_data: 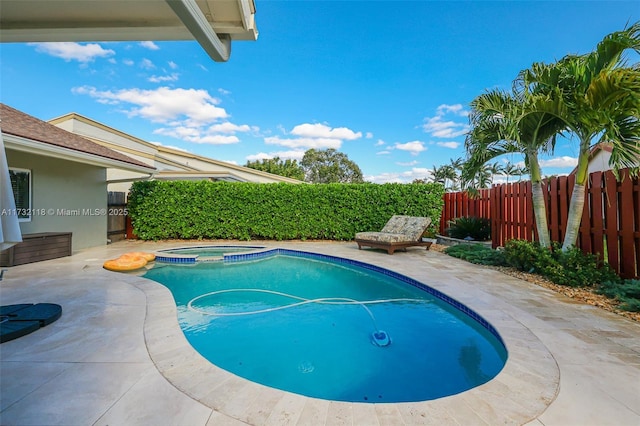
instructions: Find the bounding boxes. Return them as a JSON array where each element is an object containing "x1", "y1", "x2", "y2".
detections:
[
  {"x1": 191, "y1": 135, "x2": 239, "y2": 144},
  {"x1": 246, "y1": 152, "x2": 273, "y2": 161},
  {"x1": 140, "y1": 41, "x2": 160, "y2": 50},
  {"x1": 265, "y1": 123, "x2": 362, "y2": 150},
  {"x1": 140, "y1": 58, "x2": 155, "y2": 69},
  {"x1": 365, "y1": 132, "x2": 373, "y2": 139},
  {"x1": 540, "y1": 156, "x2": 578, "y2": 168},
  {"x1": 73, "y1": 85, "x2": 258, "y2": 145},
  {"x1": 265, "y1": 136, "x2": 342, "y2": 149},
  {"x1": 375, "y1": 139, "x2": 385, "y2": 146},
  {"x1": 148, "y1": 73, "x2": 179, "y2": 83},
  {"x1": 436, "y1": 104, "x2": 468, "y2": 116},
  {"x1": 30, "y1": 42, "x2": 114, "y2": 63},
  {"x1": 423, "y1": 117, "x2": 469, "y2": 138},
  {"x1": 123, "y1": 59, "x2": 135, "y2": 66},
  {"x1": 377, "y1": 150, "x2": 391, "y2": 155},
  {"x1": 168, "y1": 61, "x2": 178, "y2": 69},
  {"x1": 207, "y1": 122, "x2": 252, "y2": 133},
  {"x1": 397, "y1": 161, "x2": 419, "y2": 166},
  {"x1": 155, "y1": 125, "x2": 239, "y2": 144},
  {"x1": 149, "y1": 142, "x2": 190, "y2": 153},
  {"x1": 218, "y1": 88, "x2": 232, "y2": 96},
  {"x1": 365, "y1": 167, "x2": 432, "y2": 184},
  {"x1": 394, "y1": 141, "x2": 426, "y2": 156},
  {"x1": 436, "y1": 141, "x2": 461, "y2": 149},
  {"x1": 290, "y1": 123, "x2": 362, "y2": 140},
  {"x1": 73, "y1": 85, "x2": 227, "y2": 123},
  {"x1": 423, "y1": 104, "x2": 470, "y2": 138},
  {"x1": 246, "y1": 150, "x2": 305, "y2": 162}
]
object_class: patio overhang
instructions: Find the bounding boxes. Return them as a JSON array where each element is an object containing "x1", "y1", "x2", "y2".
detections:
[{"x1": 0, "y1": 0, "x2": 258, "y2": 62}]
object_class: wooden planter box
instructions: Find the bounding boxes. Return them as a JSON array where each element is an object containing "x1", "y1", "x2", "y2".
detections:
[{"x1": 0, "y1": 232, "x2": 72, "y2": 267}]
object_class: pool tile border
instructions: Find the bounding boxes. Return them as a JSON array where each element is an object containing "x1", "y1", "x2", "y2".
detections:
[{"x1": 156, "y1": 245, "x2": 266, "y2": 264}]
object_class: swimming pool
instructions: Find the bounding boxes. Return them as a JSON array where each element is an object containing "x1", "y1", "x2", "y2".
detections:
[{"x1": 144, "y1": 249, "x2": 507, "y2": 403}]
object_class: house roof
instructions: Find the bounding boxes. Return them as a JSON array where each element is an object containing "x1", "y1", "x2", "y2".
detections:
[
  {"x1": 1, "y1": 103, "x2": 155, "y2": 172},
  {"x1": 0, "y1": 0, "x2": 257, "y2": 62},
  {"x1": 48, "y1": 111, "x2": 304, "y2": 184}
]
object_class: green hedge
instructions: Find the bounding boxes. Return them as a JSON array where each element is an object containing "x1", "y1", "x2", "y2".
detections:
[{"x1": 128, "y1": 181, "x2": 444, "y2": 241}]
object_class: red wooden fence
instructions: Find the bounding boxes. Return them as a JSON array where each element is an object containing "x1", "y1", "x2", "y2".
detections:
[{"x1": 440, "y1": 169, "x2": 640, "y2": 279}]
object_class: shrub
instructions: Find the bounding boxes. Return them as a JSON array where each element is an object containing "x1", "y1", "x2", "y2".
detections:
[
  {"x1": 128, "y1": 181, "x2": 444, "y2": 241},
  {"x1": 445, "y1": 217, "x2": 491, "y2": 241},
  {"x1": 597, "y1": 279, "x2": 640, "y2": 312},
  {"x1": 502, "y1": 240, "x2": 553, "y2": 272},
  {"x1": 502, "y1": 239, "x2": 618, "y2": 287},
  {"x1": 443, "y1": 244, "x2": 506, "y2": 266}
]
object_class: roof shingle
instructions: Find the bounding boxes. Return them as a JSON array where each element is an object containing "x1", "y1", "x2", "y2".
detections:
[{"x1": 0, "y1": 103, "x2": 154, "y2": 170}]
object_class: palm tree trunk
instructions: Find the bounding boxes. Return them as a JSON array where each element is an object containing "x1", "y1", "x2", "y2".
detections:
[
  {"x1": 531, "y1": 182, "x2": 551, "y2": 248},
  {"x1": 562, "y1": 145, "x2": 590, "y2": 250},
  {"x1": 528, "y1": 151, "x2": 551, "y2": 248}
]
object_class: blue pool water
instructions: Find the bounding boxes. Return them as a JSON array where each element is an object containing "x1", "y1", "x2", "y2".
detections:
[{"x1": 144, "y1": 251, "x2": 507, "y2": 403}]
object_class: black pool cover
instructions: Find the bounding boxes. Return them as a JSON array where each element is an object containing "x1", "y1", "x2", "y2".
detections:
[{"x1": 0, "y1": 303, "x2": 62, "y2": 343}]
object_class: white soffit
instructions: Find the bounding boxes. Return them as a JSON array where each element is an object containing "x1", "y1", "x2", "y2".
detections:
[{"x1": 0, "y1": 0, "x2": 258, "y2": 62}]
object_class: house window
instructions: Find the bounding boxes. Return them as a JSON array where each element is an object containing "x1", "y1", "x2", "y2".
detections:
[{"x1": 9, "y1": 168, "x2": 31, "y2": 222}]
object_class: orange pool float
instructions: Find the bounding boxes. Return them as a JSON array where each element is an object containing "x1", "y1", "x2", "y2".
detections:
[
  {"x1": 120, "y1": 251, "x2": 156, "y2": 261},
  {"x1": 103, "y1": 252, "x2": 155, "y2": 272}
]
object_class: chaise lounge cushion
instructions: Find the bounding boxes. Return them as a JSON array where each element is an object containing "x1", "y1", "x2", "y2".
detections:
[
  {"x1": 355, "y1": 215, "x2": 433, "y2": 254},
  {"x1": 353, "y1": 231, "x2": 413, "y2": 244}
]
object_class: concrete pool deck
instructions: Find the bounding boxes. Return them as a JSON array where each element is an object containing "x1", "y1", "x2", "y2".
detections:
[{"x1": 1, "y1": 240, "x2": 638, "y2": 425}]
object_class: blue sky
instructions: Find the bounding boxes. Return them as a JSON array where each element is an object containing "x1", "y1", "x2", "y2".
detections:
[{"x1": 1, "y1": 1, "x2": 638, "y2": 183}]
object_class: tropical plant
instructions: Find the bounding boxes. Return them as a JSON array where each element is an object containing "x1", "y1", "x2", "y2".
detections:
[
  {"x1": 502, "y1": 161, "x2": 518, "y2": 183},
  {"x1": 502, "y1": 239, "x2": 619, "y2": 287},
  {"x1": 597, "y1": 279, "x2": 640, "y2": 312},
  {"x1": 518, "y1": 22, "x2": 640, "y2": 250},
  {"x1": 429, "y1": 165, "x2": 445, "y2": 185},
  {"x1": 443, "y1": 244, "x2": 506, "y2": 266},
  {"x1": 446, "y1": 216, "x2": 491, "y2": 241},
  {"x1": 462, "y1": 88, "x2": 566, "y2": 247},
  {"x1": 489, "y1": 161, "x2": 504, "y2": 179},
  {"x1": 300, "y1": 148, "x2": 364, "y2": 183}
]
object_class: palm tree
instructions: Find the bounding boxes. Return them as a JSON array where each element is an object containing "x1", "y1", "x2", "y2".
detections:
[
  {"x1": 519, "y1": 22, "x2": 640, "y2": 249},
  {"x1": 462, "y1": 88, "x2": 566, "y2": 248},
  {"x1": 441, "y1": 164, "x2": 459, "y2": 191},
  {"x1": 429, "y1": 165, "x2": 446, "y2": 186},
  {"x1": 515, "y1": 164, "x2": 529, "y2": 181},
  {"x1": 502, "y1": 161, "x2": 518, "y2": 183},
  {"x1": 489, "y1": 162, "x2": 504, "y2": 183}
]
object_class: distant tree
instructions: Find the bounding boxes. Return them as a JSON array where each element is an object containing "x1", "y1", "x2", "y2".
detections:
[
  {"x1": 300, "y1": 149, "x2": 364, "y2": 183},
  {"x1": 429, "y1": 165, "x2": 446, "y2": 185},
  {"x1": 502, "y1": 161, "x2": 518, "y2": 183},
  {"x1": 430, "y1": 164, "x2": 459, "y2": 192},
  {"x1": 245, "y1": 157, "x2": 305, "y2": 180}
]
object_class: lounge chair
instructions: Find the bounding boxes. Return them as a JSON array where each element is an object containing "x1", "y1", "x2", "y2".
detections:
[{"x1": 355, "y1": 215, "x2": 433, "y2": 254}]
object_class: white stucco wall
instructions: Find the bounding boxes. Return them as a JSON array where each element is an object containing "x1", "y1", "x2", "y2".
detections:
[
  {"x1": 588, "y1": 150, "x2": 613, "y2": 174},
  {"x1": 6, "y1": 149, "x2": 108, "y2": 251}
]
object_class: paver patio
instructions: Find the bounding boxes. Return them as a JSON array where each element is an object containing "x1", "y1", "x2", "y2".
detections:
[{"x1": 1, "y1": 240, "x2": 638, "y2": 425}]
